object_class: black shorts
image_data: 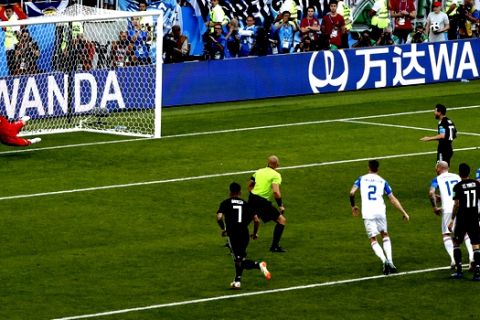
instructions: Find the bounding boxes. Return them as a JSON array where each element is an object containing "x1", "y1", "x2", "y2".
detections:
[
  {"x1": 228, "y1": 230, "x2": 249, "y2": 258},
  {"x1": 248, "y1": 193, "x2": 280, "y2": 223},
  {"x1": 453, "y1": 217, "x2": 480, "y2": 245},
  {"x1": 437, "y1": 144, "x2": 453, "y2": 165}
]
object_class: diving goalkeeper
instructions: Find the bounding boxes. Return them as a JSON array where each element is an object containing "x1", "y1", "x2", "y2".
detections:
[{"x1": 0, "y1": 116, "x2": 41, "y2": 146}]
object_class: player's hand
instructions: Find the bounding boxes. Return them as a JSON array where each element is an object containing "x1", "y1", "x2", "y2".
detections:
[
  {"x1": 402, "y1": 212, "x2": 410, "y2": 221},
  {"x1": 352, "y1": 206, "x2": 360, "y2": 217},
  {"x1": 250, "y1": 233, "x2": 258, "y2": 240},
  {"x1": 433, "y1": 207, "x2": 442, "y2": 216},
  {"x1": 221, "y1": 230, "x2": 228, "y2": 237},
  {"x1": 448, "y1": 220, "x2": 454, "y2": 232}
]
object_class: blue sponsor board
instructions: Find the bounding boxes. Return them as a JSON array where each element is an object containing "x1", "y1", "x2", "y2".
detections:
[{"x1": 0, "y1": 39, "x2": 478, "y2": 119}]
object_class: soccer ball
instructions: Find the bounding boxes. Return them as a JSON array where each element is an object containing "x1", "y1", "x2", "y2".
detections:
[{"x1": 430, "y1": 22, "x2": 440, "y2": 32}]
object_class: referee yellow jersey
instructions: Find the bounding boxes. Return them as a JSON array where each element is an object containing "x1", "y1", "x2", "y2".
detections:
[{"x1": 251, "y1": 167, "x2": 282, "y2": 201}]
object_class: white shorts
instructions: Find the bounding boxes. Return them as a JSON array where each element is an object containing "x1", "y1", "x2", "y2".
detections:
[
  {"x1": 442, "y1": 211, "x2": 453, "y2": 234},
  {"x1": 364, "y1": 217, "x2": 387, "y2": 238}
]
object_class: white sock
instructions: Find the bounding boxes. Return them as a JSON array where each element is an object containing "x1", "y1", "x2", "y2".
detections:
[
  {"x1": 371, "y1": 241, "x2": 387, "y2": 263},
  {"x1": 382, "y1": 236, "x2": 392, "y2": 262},
  {"x1": 465, "y1": 235, "x2": 474, "y2": 262},
  {"x1": 443, "y1": 235, "x2": 455, "y2": 264}
]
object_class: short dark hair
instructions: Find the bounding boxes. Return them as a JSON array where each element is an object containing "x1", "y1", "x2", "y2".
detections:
[
  {"x1": 458, "y1": 163, "x2": 470, "y2": 178},
  {"x1": 329, "y1": 0, "x2": 338, "y2": 5},
  {"x1": 230, "y1": 182, "x2": 241, "y2": 193},
  {"x1": 369, "y1": 160, "x2": 380, "y2": 172},
  {"x1": 435, "y1": 104, "x2": 446, "y2": 115}
]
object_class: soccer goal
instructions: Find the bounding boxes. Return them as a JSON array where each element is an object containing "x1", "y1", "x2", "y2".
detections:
[{"x1": 0, "y1": 5, "x2": 163, "y2": 138}]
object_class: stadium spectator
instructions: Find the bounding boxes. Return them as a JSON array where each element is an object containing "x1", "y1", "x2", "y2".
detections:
[
  {"x1": 369, "y1": 0, "x2": 390, "y2": 41},
  {"x1": 206, "y1": 0, "x2": 228, "y2": 33},
  {"x1": 448, "y1": 163, "x2": 480, "y2": 280},
  {"x1": 420, "y1": 104, "x2": 457, "y2": 166},
  {"x1": 445, "y1": 0, "x2": 460, "y2": 39},
  {"x1": 349, "y1": 160, "x2": 409, "y2": 275},
  {"x1": 0, "y1": 115, "x2": 41, "y2": 147},
  {"x1": 299, "y1": 6, "x2": 320, "y2": 50},
  {"x1": 128, "y1": 19, "x2": 151, "y2": 65},
  {"x1": 111, "y1": 31, "x2": 129, "y2": 67},
  {"x1": 294, "y1": 33, "x2": 314, "y2": 52},
  {"x1": 337, "y1": 0, "x2": 352, "y2": 48},
  {"x1": 238, "y1": 15, "x2": 257, "y2": 57},
  {"x1": 216, "y1": 182, "x2": 271, "y2": 289},
  {"x1": 390, "y1": 0, "x2": 417, "y2": 44},
  {"x1": 68, "y1": 33, "x2": 96, "y2": 71},
  {"x1": 250, "y1": 26, "x2": 277, "y2": 56},
  {"x1": 204, "y1": 23, "x2": 227, "y2": 60},
  {"x1": 13, "y1": 29, "x2": 40, "y2": 75},
  {"x1": 248, "y1": 155, "x2": 287, "y2": 253},
  {"x1": 425, "y1": 2, "x2": 450, "y2": 42},
  {"x1": 456, "y1": 0, "x2": 479, "y2": 39},
  {"x1": 137, "y1": 0, "x2": 154, "y2": 41},
  {"x1": 352, "y1": 29, "x2": 377, "y2": 47},
  {"x1": 0, "y1": 4, "x2": 27, "y2": 75},
  {"x1": 406, "y1": 23, "x2": 428, "y2": 43},
  {"x1": 164, "y1": 25, "x2": 190, "y2": 63},
  {"x1": 274, "y1": 11, "x2": 298, "y2": 54},
  {"x1": 225, "y1": 18, "x2": 240, "y2": 58},
  {"x1": 429, "y1": 161, "x2": 475, "y2": 270},
  {"x1": 321, "y1": 0, "x2": 346, "y2": 50},
  {"x1": 376, "y1": 27, "x2": 399, "y2": 45}
]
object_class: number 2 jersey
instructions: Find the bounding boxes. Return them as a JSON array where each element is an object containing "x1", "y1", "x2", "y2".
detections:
[
  {"x1": 217, "y1": 197, "x2": 255, "y2": 235},
  {"x1": 353, "y1": 173, "x2": 392, "y2": 219}
]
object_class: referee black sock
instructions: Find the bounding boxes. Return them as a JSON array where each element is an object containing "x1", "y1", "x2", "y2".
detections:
[{"x1": 272, "y1": 224, "x2": 285, "y2": 248}]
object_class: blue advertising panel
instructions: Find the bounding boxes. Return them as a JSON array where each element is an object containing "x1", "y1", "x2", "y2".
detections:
[{"x1": 0, "y1": 39, "x2": 478, "y2": 119}]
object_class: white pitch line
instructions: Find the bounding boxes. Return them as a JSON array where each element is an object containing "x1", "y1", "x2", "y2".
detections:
[
  {"x1": 0, "y1": 147, "x2": 478, "y2": 202},
  {"x1": 51, "y1": 265, "x2": 450, "y2": 320},
  {"x1": 343, "y1": 120, "x2": 480, "y2": 136},
  {"x1": 0, "y1": 105, "x2": 479, "y2": 156}
]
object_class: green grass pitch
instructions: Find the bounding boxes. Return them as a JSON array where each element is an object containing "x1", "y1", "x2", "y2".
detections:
[{"x1": 0, "y1": 81, "x2": 479, "y2": 319}]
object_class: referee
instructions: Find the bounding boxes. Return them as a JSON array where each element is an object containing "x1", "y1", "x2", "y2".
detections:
[{"x1": 248, "y1": 155, "x2": 287, "y2": 252}]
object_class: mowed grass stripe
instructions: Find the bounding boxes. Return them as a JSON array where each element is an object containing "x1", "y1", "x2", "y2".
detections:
[
  {"x1": 1, "y1": 147, "x2": 478, "y2": 201},
  {"x1": 51, "y1": 266, "x2": 450, "y2": 320},
  {"x1": 2, "y1": 105, "x2": 479, "y2": 156}
]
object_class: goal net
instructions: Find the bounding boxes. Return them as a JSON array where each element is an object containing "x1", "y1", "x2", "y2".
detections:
[{"x1": 0, "y1": 5, "x2": 163, "y2": 138}]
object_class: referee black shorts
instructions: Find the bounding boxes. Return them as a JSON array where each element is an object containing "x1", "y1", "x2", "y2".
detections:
[{"x1": 248, "y1": 193, "x2": 280, "y2": 223}]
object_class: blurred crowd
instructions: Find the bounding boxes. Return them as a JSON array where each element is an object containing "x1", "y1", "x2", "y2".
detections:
[{"x1": 1, "y1": 0, "x2": 479, "y2": 74}]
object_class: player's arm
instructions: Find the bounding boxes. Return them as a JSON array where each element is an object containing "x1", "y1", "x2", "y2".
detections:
[
  {"x1": 349, "y1": 185, "x2": 360, "y2": 216},
  {"x1": 388, "y1": 194, "x2": 410, "y2": 221},
  {"x1": 272, "y1": 183, "x2": 285, "y2": 213},
  {"x1": 428, "y1": 186, "x2": 442, "y2": 215},
  {"x1": 216, "y1": 212, "x2": 227, "y2": 237},
  {"x1": 420, "y1": 133, "x2": 444, "y2": 141},
  {"x1": 251, "y1": 214, "x2": 260, "y2": 239}
]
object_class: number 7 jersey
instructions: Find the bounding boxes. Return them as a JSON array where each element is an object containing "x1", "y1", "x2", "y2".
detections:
[{"x1": 354, "y1": 173, "x2": 393, "y2": 219}]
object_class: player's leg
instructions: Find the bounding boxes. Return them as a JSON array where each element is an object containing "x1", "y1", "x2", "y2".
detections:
[
  {"x1": 270, "y1": 207, "x2": 286, "y2": 252},
  {"x1": 466, "y1": 223, "x2": 480, "y2": 280},
  {"x1": 365, "y1": 219, "x2": 388, "y2": 274},
  {"x1": 463, "y1": 235, "x2": 475, "y2": 271},
  {"x1": 380, "y1": 231, "x2": 397, "y2": 273},
  {"x1": 451, "y1": 223, "x2": 466, "y2": 278},
  {"x1": 228, "y1": 236, "x2": 246, "y2": 289},
  {"x1": 442, "y1": 211, "x2": 455, "y2": 267}
]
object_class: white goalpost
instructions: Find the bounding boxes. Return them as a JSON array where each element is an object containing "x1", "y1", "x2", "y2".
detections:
[{"x1": 0, "y1": 6, "x2": 163, "y2": 138}]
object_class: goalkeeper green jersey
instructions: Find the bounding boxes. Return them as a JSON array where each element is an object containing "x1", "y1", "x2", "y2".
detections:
[{"x1": 251, "y1": 167, "x2": 282, "y2": 201}]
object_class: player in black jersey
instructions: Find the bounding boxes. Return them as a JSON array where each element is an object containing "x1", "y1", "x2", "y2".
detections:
[
  {"x1": 448, "y1": 163, "x2": 480, "y2": 280},
  {"x1": 421, "y1": 104, "x2": 457, "y2": 166},
  {"x1": 216, "y1": 182, "x2": 271, "y2": 289}
]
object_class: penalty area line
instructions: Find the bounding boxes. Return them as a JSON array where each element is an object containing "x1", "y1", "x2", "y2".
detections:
[
  {"x1": 0, "y1": 147, "x2": 478, "y2": 201},
  {"x1": 51, "y1": 265, "x2": 450, "y2": 320}
]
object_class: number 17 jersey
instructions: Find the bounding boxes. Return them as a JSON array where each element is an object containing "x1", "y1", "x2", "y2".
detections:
[{"x1": 354, "y1": 173, "x2": 393, "y2": 219}]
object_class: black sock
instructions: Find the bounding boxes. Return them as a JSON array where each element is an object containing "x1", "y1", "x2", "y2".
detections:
[
  {"x1": 453, "y1": 247, "x2": 462, "y2": 272},
  {"x1": 235, "y1": 260, "x2": 243, "y2": 282},
  {"x1": 272, "y1": 223, "x2": 285, "y2": 248},
  {"x1": 242, "y1": 259, "x2": 259, "y2": 270},
  {"x1": 474, "y1": 250, "x2": 480, "y2": 273}
]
